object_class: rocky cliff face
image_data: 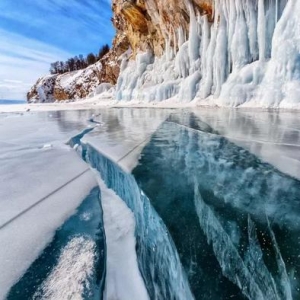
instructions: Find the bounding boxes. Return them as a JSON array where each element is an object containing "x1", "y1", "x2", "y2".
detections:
[{"x1": 112, "y1": 0, "x2": 213, "y2": 57}]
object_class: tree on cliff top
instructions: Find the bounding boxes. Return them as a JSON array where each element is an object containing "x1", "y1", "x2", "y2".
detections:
[
  {"x1": 49, "y1": 44, "x2": 110, "y2": 75},
  {"x1": 87, "y1": 53, "x2": 96, "y2": 65},
  {"x1": 98, "y1": 44, "x2": 110, "y2": 60}
]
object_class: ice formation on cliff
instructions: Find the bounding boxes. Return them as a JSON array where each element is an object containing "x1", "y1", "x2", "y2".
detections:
[{"x1": 116, "y1": 0, "x2": 300, "y2": 108}]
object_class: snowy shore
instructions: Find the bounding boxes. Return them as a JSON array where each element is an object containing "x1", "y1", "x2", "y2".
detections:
[{"x1": 3, "y1": 95, "x2": 300, "y2": 113}]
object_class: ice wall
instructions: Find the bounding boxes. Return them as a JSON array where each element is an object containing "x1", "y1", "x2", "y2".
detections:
[
  {"x1": 78, "y1": 142, "x2": 194, "y2": 300},
  {"x1": 115, "y1": 0, "x2": 300, "y2": 108},
  {"x1": 255, "y1": 0, "x2": 300, "y2": 108}
]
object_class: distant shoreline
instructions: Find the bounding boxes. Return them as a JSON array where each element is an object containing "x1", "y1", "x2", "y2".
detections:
[{"x1": 0, "y1": 100, "x2": 26, "y2": 105}]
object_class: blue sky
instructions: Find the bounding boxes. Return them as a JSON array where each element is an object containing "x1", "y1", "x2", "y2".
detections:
[{"x1": 0, "y1": 0, "x2": 115, "y2": 100}]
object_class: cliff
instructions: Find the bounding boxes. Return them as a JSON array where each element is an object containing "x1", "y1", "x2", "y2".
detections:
[
  {"x1": 28, "y1": 0, "x2": 214, "y2": 103},
  {"x1": 112, "y1": 0, "x2": 213, "y2": 57},
  {"x1": 28, "y1": 0, "x2": 300, "y2": 108},
  {"x1": 27, "y1": 57, "x2": 118, "y2": 103}
]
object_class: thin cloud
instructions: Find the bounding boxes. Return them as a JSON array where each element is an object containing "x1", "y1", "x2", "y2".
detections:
[
  {"x1": 3, "y1": 79, "x2": 23, "y2": 84},
  {"x1": 0, "y1": 0, "x2": 115, "y2": 100},
  {"x1": 0, "y1": 29, "x2": 73, "y2": 100}
]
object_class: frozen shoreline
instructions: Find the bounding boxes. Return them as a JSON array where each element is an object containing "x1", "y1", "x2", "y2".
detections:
[{"x1": 2, "y1": 96, "x2": 300, "y2": 113}]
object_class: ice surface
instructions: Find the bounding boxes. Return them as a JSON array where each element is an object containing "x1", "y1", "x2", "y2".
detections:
[
  {"x1": 0, "y1": 167, "x2": 96, "y2": 299},
  {"x1": 194, "y1": 187, "x2": 269, "y2": 300},
  {"x1": 98, "y1": 177, "x2": 149, "y2": 300},
  {"x1": 2, "y1": 108, "x2": 300, "y2": 300},
  {"x1": 7, "y1": 187, "x2": 106, "y2": 300},
  {"x1": 79, "y1": 108, "x2": 172, "y2": 172},
  {"x1": 0, "y1": 112, "x2": 97, "y2": 298},
  {"x1": 193, "y1": 109, "x2": 300, "y2": 180},
  {"x1": 133, "y1": 111, "x2": 300, "y2": 298}
]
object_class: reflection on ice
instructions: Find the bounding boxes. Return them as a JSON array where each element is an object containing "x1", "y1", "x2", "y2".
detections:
[{"x1": 193, "y1": 109, "x2": 300, "y2": 180}]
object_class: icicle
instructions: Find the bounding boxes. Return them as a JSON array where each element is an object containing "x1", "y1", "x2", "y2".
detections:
[
  {"x1": 213, "y1": 4, "x2": 228, "y2": 97},
  {"x1": 188, "y1": 3, "x2": 200, "y2": 64},
  {"x1": 200, "y1": 25, "x2": 217, "y2": 98},
  {"x1": 177, "y1": 26, "x2": 186, "y2": 47},
  {"x1": 175, "y1": 42, "x2": 190, "y2": 78},
  {"x1": 165, "y1": 37, "x2": 171, "y2": 61},
  {"x1": 200, "y1": 15, "x2": 210, "y2": 78},
  {"x1": 172, "y1": 27, "x2": 177, "y2": 55},
  {"x1": 244, "y1": 0, "x2": 259, "y2": 62},
  {"x1": 258, "y1": 0, "x2": 266, "y2": 61},
  {"x1": 230, "y1": 1, "x2": 250, "y2": 69},
  {"x1": 257, "y1": 0, "x2": 300, "y2": 107}
]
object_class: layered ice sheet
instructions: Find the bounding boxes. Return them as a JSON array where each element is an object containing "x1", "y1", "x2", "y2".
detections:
[
  {"x1": 7, "y1": 187, "x2": 106, "y2": 300},
  {"x1": 0, "y1": 112, "x2": 98, "y2": 299},
  {"x1": 78, "y1": 108, "x2": 172, "y2": 172},
  {"x1": 114, "y1": 0, "x2": 300, "y2": 108},
  {"x1": 82, "y1": 145, "x2": 194, "y2": 300},
  {"x1": 133, "y1": 112, "x2": 300, "y2": 299},
  {"x1": 71, "y1": 124, "x2": 194, "y2": 299}
]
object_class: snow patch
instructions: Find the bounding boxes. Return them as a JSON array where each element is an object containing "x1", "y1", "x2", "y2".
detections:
[{"x1": 33, "y1": 237, "x2": 97, "y2": 300}]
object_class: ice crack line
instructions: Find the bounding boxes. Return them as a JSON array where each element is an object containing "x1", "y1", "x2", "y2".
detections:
[{"x1": 0, "y1": 168, "x2": 90, "y2": 230}]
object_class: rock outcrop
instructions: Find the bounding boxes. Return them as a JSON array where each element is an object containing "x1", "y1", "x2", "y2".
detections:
[
  {"x1": 27, "y1": 59, "x2": 117, "y2": 102},
  {"x1": 27, "y1": 74, "x2": 58, "y2": 103},
  {"x1": 112, "y1": 0, "x2": 213, "y2": 57}
]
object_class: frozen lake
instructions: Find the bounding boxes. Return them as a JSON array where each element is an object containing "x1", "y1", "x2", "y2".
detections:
[{"x1": 1, "y1": 108, "x2": 300, "y2": 300}]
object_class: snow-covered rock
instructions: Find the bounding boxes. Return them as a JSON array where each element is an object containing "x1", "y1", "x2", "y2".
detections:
[
  {"x1": 27, "y1": 74, "x2": 58, "y2": 103},
  {"x1": 28, "y1": 62, "x2": 103, "y2": 102}
]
